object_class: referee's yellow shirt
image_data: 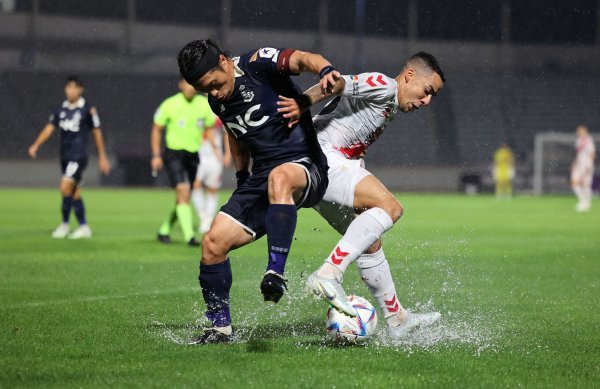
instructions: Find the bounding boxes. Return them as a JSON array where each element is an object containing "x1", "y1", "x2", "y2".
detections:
[{"x1": 153, "y1": 93, "x2": 215, "y2": 153}]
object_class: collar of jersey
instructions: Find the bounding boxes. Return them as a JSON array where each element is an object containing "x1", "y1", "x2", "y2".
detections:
[
  {"x1": 62, "y1": 97, "x2": 85, "y2": 109},
  {"x1": 233, "y1": 57, "x2": 244, "y2": 78}
]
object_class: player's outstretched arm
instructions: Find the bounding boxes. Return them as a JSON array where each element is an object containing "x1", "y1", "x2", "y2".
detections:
[
  {"x1": 28, "y1": 124, "x2": 56, "y2": 158},
  {"x1": 288, "y1": 51, "x2": 340, "y2": 94},
  {"x1": 92, "y1": 127, "x2": 111, "y2": 175},
  {"x1": 277, "y1": 79, "x2": 346, "y2": 128}
]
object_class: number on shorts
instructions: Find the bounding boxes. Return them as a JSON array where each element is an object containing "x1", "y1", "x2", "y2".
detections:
[{"x1": 65, "y1": 161, "x2": 79, "y2": 178}]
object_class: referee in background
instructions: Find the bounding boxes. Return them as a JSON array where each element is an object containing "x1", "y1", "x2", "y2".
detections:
[{"x1": 151, "y1": 78, "x2": 215, "y2": 246}]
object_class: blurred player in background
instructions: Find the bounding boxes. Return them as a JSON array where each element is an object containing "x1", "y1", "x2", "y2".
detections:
[
  {"x1": 151, "y1": 78, "x2": 215, "y2": 246},
  {"x1": 278, "y1": 52, "x2": 445, "y2": 338},
  {"x1": 178, "y1": 39, "x2": 333, "y2": 343},
  {"x1": 493, "y1": 143, "x2": 515, "y2": 199},
  {"x1": 28, "y1": 75, "x2": 110, "y2": 239},
  {"x1": 191, "y1": 117, "x2": 231, "y2": 234},
  {"x1": 571, "y1": 124, "x2": 595, "y2": 212}
]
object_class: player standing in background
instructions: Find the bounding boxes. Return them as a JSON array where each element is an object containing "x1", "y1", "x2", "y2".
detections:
[
  {"x1": 191, "y1": 117, "x2": 232, "y2": 234},
  {"x1": 178, "y1": 39, "x2": 334, "y2": 343},
  {"x1": 151, "y1": 78, "x2": 215, "y2": 246},
  {"x1": 278, "y1": 52, "x2": 445, "y2": 338},
  {"x1": 571, "y1": 124, "x2": 595, "y2": 212},
  {"x1": 28, "y1": 75, "x2": 111, "y2": 239},
  {"x1": 493, "y1": 143, "x2": 515, "y2": 199}
]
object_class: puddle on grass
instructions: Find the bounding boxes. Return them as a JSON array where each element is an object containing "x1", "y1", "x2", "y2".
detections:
[{"x1": 148, "y1": 249, "x2": 504, "y2": 355}]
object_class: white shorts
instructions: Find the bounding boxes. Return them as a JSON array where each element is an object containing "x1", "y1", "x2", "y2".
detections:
[
  {"x1": 571, "y1": 164, "x2": 594, "y2": 187},
  {"x1": 196, "y1": 157, "x2": 223, "y2": 189},
  {"x1": 313, "y1": 149, "x2": 372, "y2": 235}
]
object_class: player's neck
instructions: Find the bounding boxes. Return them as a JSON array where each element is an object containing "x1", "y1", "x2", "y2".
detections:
[{"x1": 394, "y1": 76, "x2": 402, "y2": 104}]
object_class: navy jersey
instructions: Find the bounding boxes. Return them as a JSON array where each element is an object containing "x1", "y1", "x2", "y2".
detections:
[
  {"x1": 49, "y1": 97, "x2": 100, "y2": 161},
  {"x1": 208, "y1": 47, "x2": 326, "y2": 173}
]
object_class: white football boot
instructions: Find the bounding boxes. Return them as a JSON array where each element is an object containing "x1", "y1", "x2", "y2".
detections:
[
  {"x1": 68, "y1": 225, "x2": 92, "y2": 239},
  {"x1": 305, "y1": 271, "x2": 356, "y2": 317},
  {"x1": 51, "y1": 223, "x2": 70, "y2": 238},
  {"x1": 388, "y1": 311, "x2": 441, "y2": 339}
]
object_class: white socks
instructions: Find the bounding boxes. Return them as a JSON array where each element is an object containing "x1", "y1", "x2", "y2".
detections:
[
  {"x1": 205, "y1": 192, "x2": 219, "y2": 222},
  {"x1": 356, "y1": 248, "x2": 406, "y2": 324},
  {"x1": 320, "y1": 208, "x2": 393, "y2": 275},
  {"x1": 191, "y1": 189, "x2": 205, "y2": 218},
  {"x1": 193, "y1": 190, "x2": 219, "y2": 232}
]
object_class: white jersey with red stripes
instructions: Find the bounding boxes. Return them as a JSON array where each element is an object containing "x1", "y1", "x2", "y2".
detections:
[
  {"x1": 575, "y1": 134, "x2": 595, "y2": 169},
  {"x1": 313, "y1": 72, "x2": 399, "y2": 159}
]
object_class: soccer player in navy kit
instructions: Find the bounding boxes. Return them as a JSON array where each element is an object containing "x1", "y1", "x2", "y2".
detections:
[
  {"x1": 28, "y1": 76, "x2": 111, "y2": 239},
  {"x1": 178, "y1": 40, "x2": 338, "y2": 343}
]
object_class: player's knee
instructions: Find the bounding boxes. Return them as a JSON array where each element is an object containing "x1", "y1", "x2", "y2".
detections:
[
  {"x1": 268, "y1": 169, "x2": 291, "y2": 189},
  {"x1": 201, "y1": 233, "x2": 226, "y2": 265},
  {"x1": 268, "y1": 170, "x2": 294, "y2": 202},
  {"x1": 382, "y1": 198, "x2": 403, "y2": 223},
  {"x1": 176, "y1": 185, "x2": 191, "y2": 204}
]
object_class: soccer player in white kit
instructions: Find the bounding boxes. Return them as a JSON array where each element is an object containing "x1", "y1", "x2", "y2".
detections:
[
  {"x1": 192, "y1": 117, "x2": 232, "y2": 233},
  {"x1": 277, "y1": 52, "x2": 445, "y2": 338},
  {"x1": 571, "y1": 124, "x2": 596, "y2": 212}
]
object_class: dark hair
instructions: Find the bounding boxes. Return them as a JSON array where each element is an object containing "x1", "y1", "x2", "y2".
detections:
[
  {"x1": 66, "y1": 75, "x2": 83, "y2": 87},
  {"x1": 177, "y1": 39, "x2": 228, "y2": 84},
  {"x1": 408, "y1": 52, "x2": 446, "y2": 82}
]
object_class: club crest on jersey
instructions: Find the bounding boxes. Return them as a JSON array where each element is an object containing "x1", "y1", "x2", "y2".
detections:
[
  {"x1": 219, "y1": 104, "x2": 225, "y2": 113},
  {"x1": 59, "y1": 111, "x2": 82, "y2": 132},
  {"x1": 239, "y1": 85, "x2": 254, "y2": 103}
]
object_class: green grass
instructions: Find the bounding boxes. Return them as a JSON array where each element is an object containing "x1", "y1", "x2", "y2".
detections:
[{"x1": 1, "y1": 188, "x2": 599, "y2": 388}]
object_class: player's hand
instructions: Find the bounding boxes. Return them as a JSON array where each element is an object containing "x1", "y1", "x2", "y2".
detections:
[
  {"x1": 151, "y1": 156, "x2": 163, "y2": 172},
  {"x1": 28, "y1": 144, "x2": 38, "y2": 159},
  {"x1": 277, "y1": 95, "x2": 302, "y2": 128},
  {"x1": 320, "y1": 69, "x2": 340, "y2": 95},
  {"x1": 99, "y1": 157, "x2": 111, "y2": 175}
]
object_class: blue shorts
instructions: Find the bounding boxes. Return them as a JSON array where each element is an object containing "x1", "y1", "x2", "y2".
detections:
[
  {"x1": 219, "y1": 159, "x2": 328, "y2": 240},
  {"x1": 61, "y1": 159, "x2": 88, "y2": 183}
]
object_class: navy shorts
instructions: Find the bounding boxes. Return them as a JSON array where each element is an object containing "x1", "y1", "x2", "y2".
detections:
[
  {"x1": 61, "y1": 159, "x2": 88, "y2": 183},
  {"x1": 164, "y1": 148, "x2": 199, "y2": 188},
  {"x1": 220, "y1": 159, "x2": 328, "y2": 240}
]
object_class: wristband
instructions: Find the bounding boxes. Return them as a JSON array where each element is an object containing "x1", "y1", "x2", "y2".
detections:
[
  {"x1": 319, "y1": 65, "x2": 336, "y2": 79},
  {"x1": 152, "y1": 154, "x2": 161, "y2": 158},
  {"x1": 236, "y1": 170, "x2": 250, "y2": 187}
]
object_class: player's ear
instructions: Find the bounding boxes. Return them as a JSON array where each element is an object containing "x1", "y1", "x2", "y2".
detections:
[
  {"x1": 404, "y1": 68, "x2": 415, "y2": 83},
  {"x1": 218, "y1": 54, "x2": 227, "y2": 70}
]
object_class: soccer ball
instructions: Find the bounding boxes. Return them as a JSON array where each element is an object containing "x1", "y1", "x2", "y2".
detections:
[{"x1": 326, "y1": 295, "x2": 378, "y2": 343}]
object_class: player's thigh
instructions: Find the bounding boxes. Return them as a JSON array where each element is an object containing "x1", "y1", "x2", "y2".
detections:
[
  {"x1": 267, "y1": 162, "x2": 308, "y2": 203},
  {"x1": 321, "y1": 156, "x2": 368, "y2": 208},
  {"x1": 353, "y1": 174, "x2": 403, "y2": 220}
]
